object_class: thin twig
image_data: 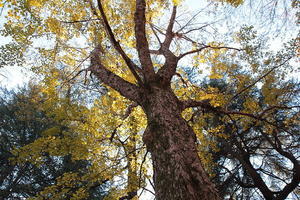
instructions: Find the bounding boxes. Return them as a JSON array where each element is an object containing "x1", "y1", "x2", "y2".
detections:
[{"x1": 230, "y1": 57, "x2": 292, "y2": 102}]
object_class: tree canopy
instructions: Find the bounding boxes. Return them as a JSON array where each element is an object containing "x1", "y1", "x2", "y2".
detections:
[{"x1": 0, "y1": 0, "x2": 299, "y2": 199}]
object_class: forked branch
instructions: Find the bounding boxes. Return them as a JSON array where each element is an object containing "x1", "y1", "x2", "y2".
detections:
[
  {"x1": 93, "y1": 0, "x2": 143, "y2": 85},
  {"x1": 155, "y1": 6, "x2": 179, "y2": 84}
]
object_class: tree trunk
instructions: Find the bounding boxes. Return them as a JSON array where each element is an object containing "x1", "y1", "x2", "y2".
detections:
[{"x1": 140, "y1": 84, "x2": 220, "y2": 200}]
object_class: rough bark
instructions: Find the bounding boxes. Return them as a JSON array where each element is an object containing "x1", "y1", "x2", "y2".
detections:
[
  {"x1": 91, "y1": 56, "x2": 221, "y2": 199},
  {"x1": 139, "y1": 84, "x2": 220, "y2": 200}
]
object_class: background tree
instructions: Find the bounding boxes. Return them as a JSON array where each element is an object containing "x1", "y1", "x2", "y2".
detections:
[
  {"x1": 0, "y1": 85, "x2": 110, "y2": 199},
  {"x1": 196, "y1": 73, "x2": 300, "y2": 200},
  {"x1": 0, "y1": 0, "x2": 299, "y2": 199}
]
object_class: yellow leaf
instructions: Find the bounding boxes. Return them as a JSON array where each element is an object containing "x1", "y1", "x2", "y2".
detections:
[
  {"x1": 209, "y1": 73, "x2": 223, "y2": 79},
  {"x1": 28, "y1": 0, "x2": 42, "y2": 7},
  {"x1": 46, "y1": 18, "x2": 60, "y2": 33},
  {"x1": 172, "y1": 0, "x2": 182, "y2": 5}
]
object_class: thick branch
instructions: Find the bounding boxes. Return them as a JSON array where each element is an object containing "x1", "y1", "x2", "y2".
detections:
[
  {"x1": 155, "y1": 6, "x2": 178, "y2": 83},
  {"x1": 134, "y1": 0, "x2": 155, "y2": 82},
  {"x1": 90, "y1": 46, "x2": 141, "y2": 103},
  {"x1": 220, "y1": 165, "x2": 256, "y2": 189},
  {"x1": 156, "y1": 53, "x2": 179, "y2": 84},
  {"x1": 162, "y1": 6, "x2": 177, "y2": 50},
  {"x1": 275, "y1": 172, "x2": 300, "y2": 200},
  {"x1": 236, "y1": 152, "x2": 275, "y2": 199},
  {"x1": 223, "y1": 127, "x2": 275, "y2": 199},
  {"x1": 259, "y1": 129, "x2": 300, "y2": 200},
  {"x1": 95, "y1": 0, "x2": 143, "y2": 85}
]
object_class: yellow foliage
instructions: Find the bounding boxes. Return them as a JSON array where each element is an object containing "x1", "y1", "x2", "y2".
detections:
[
  {"x1": 181, "y1": 107, "x2": 193, "y2": 121},
  {"x1": 46, "y1": 18, "x2": 61, "y2": 33},
  {"x1": 28, "y1": 0, "x2": 44, "y2": 7},
  {"x1": 172, "y1": 0, "x2": 182, "y2": 6},
  {"x1": 209, "y1": 73, "x2": 223, "y2": 79}
]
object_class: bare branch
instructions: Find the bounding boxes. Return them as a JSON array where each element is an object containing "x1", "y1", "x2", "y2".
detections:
[
  {"x1": 235, "y1": 149, "x2": 274, "y2": 199},
  {"x1": 258, "y1": 105, "x2": 300, "y2": 118},
  {"x1": 183, "y1": 98, "x2": 298, "y2": 135},
  {"x1": 230, "y1": 57, "x2": 292, "y2": 101},
  {"x1": 65, "y1": 55, "x2": 91, "y2": 83},
  {"x1": 223, "y1": 110, "x2": 294, "y2": 135},
  {"x1": 150, "y1": 23, "x2": 162, "y2": 45},
  {"x1": 150, "y1": 23, "x2": 166, "y2": 36},
  {"x1": 179, "y1": 44, "x2": 242, "y2": 59},
  {"x1": 181, "y1": 24, "x2": 210, "y2": 35},
  {"x1": 123, "y1": 102, "x2": 139, "y2": 119},
  {"x1": 93, "y1": 0, "x2": 143, "y2": 85},
  {"x1": 255, "y1": 128, "x2": 300, "y2": 199},
  {"x1": 139, "y1": 186, "x2": 155, "y2": 196},
  {"x1": 134, "y1": 0, "x2": 155, "y2": 82},
  {"x1": 109, "y1": 103, "x2": 139, "y2": 142},
  {"x1": 109, "y1": 124, "x2": 122, "y2": 142},
  {"x1": 138, "y1": 150, "x2": 149, "y2": 188},
  {"x1": 162, "y1": 6, "x2": 177, "y2": 50},
  {"x1": 275, "y1": 166, "x2": 300, "y2": 200},
  {"x1": 177, "y1": 7, "x2": 208, "y2": 33},
  {"x1": 60, "y1": 18, "x2": 100, "y2": 24}
]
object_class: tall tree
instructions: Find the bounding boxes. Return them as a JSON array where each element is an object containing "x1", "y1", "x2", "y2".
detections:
[{"x1": 1, "y1": 0, "x2": 299, "y2": 199}]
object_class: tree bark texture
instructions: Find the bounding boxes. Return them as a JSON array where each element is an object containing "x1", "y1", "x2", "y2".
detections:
[{"x1": 140, "y1": 85, "x2": 220, "y2": 200}]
